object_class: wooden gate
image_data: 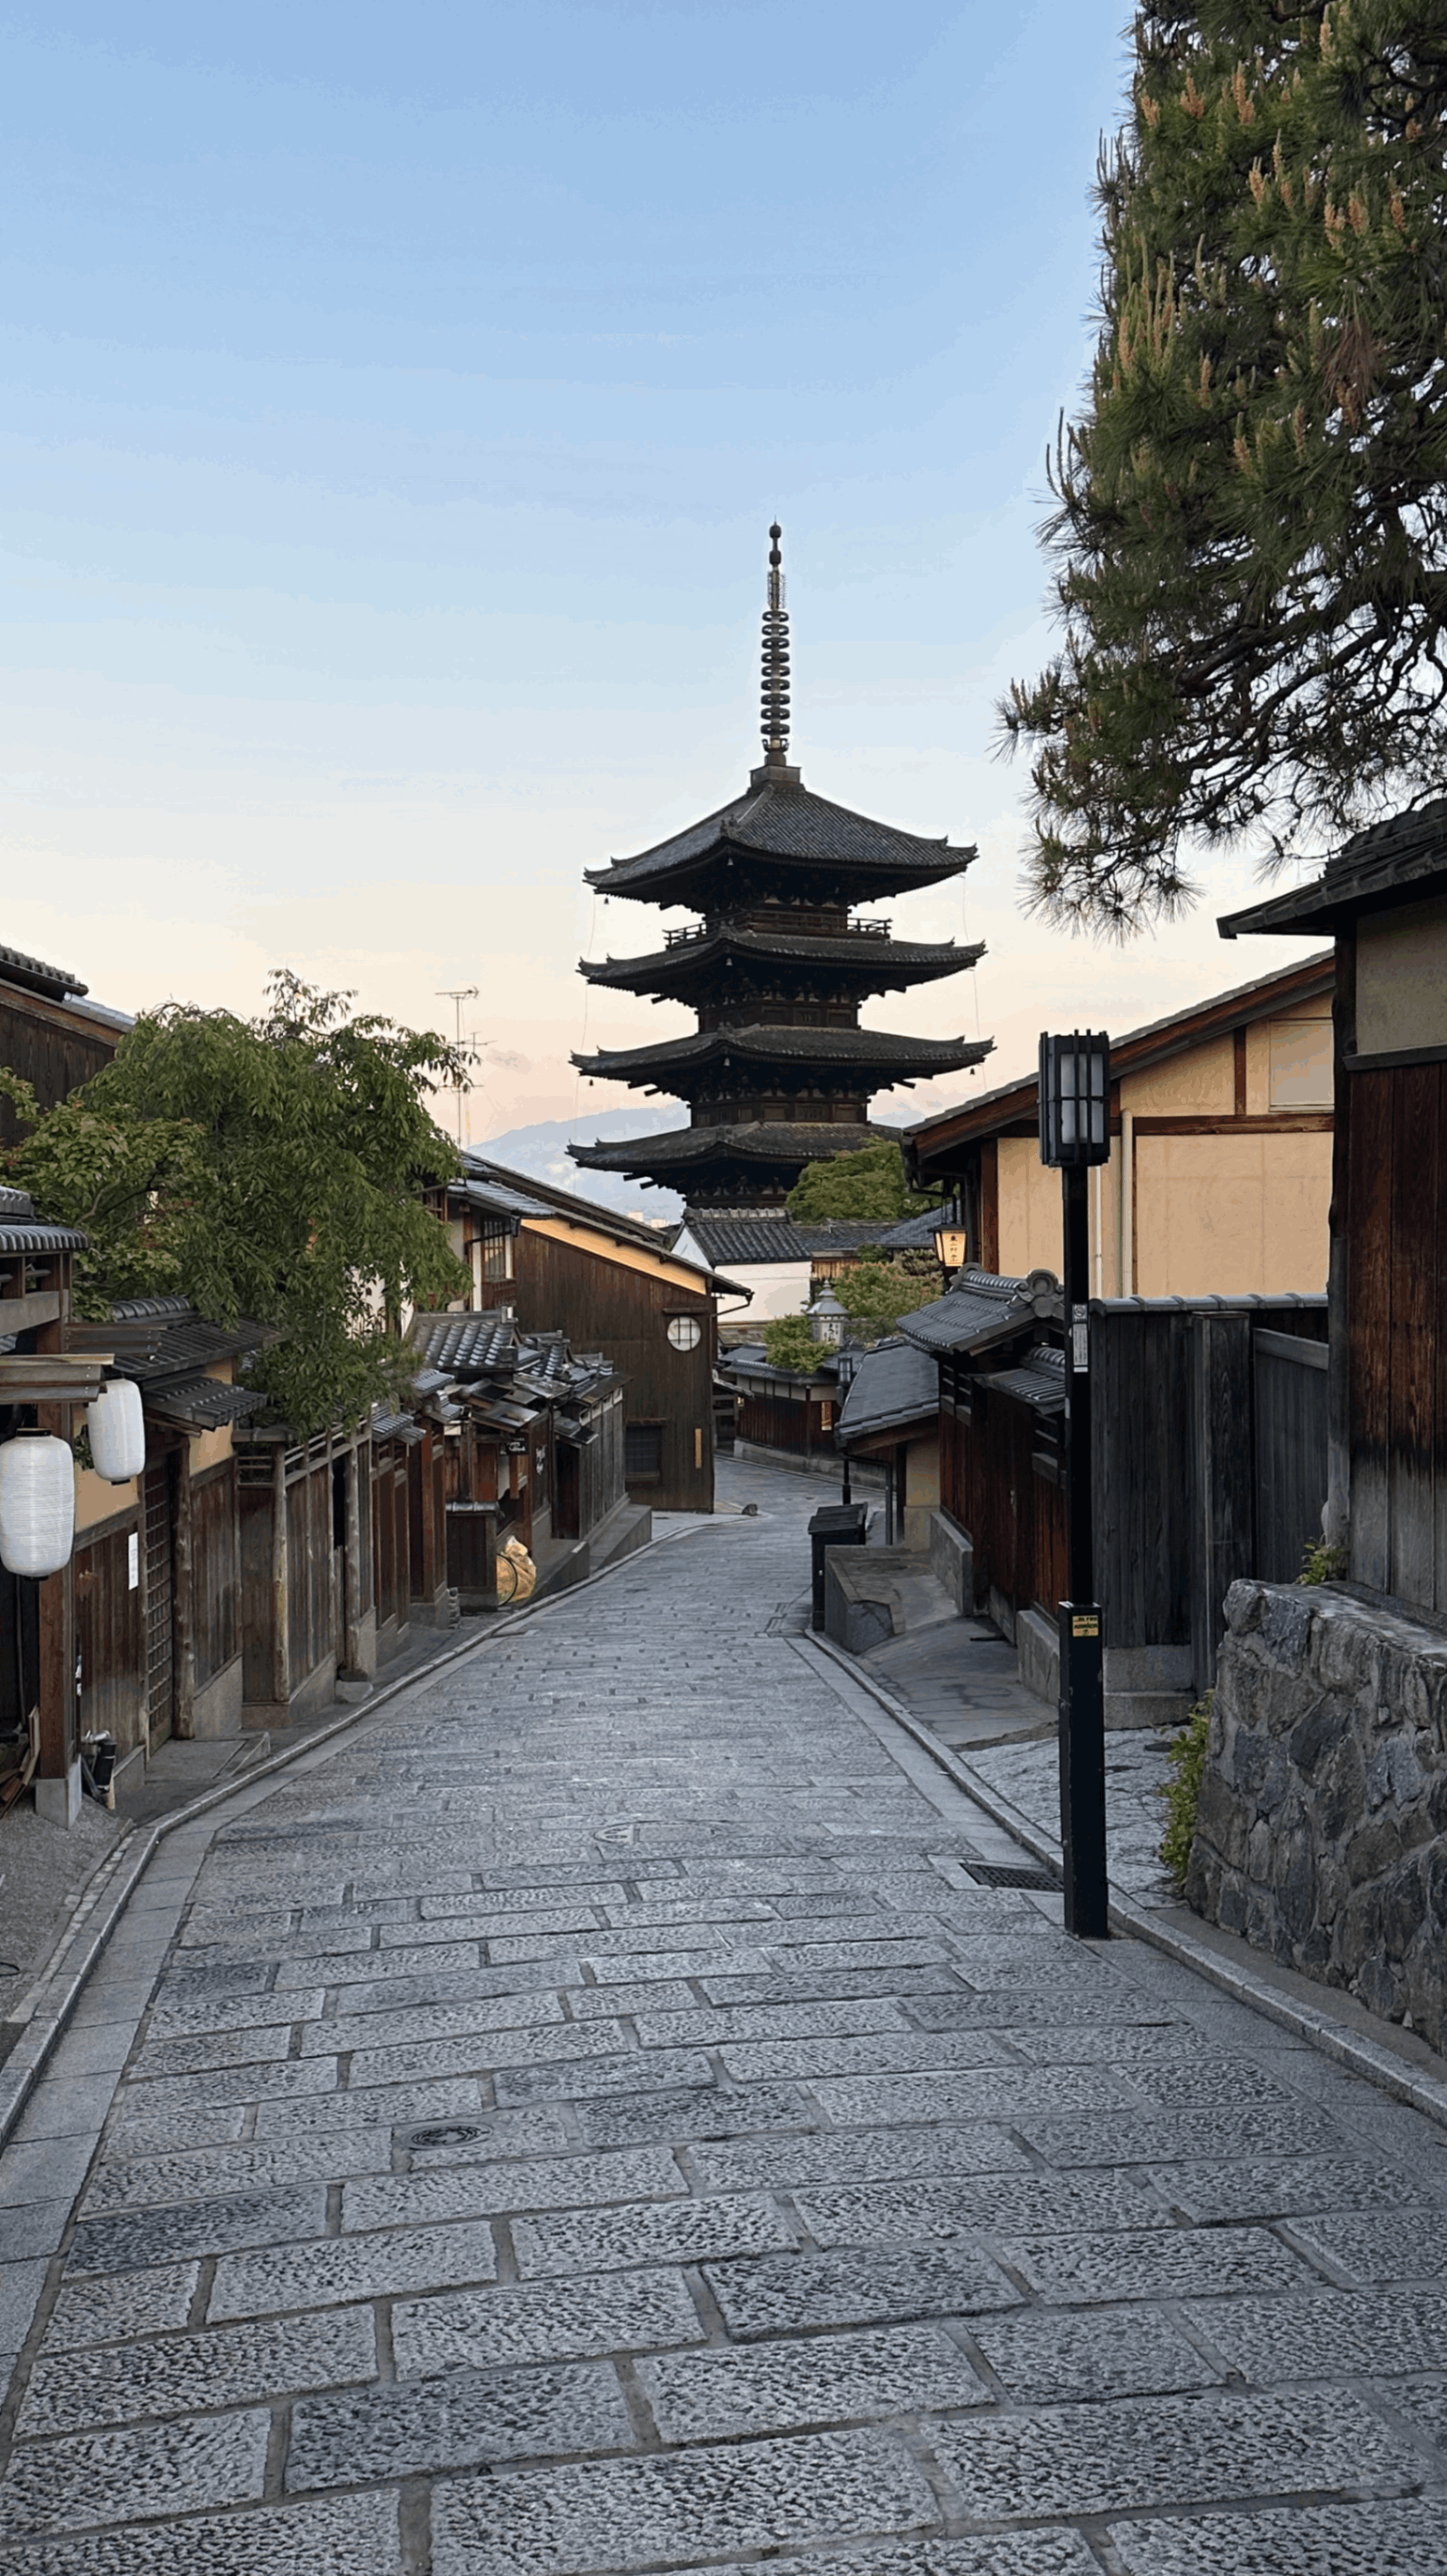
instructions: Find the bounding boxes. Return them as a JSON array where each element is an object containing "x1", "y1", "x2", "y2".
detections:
[{"x1": 1254, "y1": 1328, "x2": 1330, "y2": 1585}]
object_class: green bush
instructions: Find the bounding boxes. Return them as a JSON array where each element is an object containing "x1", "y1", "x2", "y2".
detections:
[
  {"x1": 1298, "y1": 1538, "x2": 1348, "y2": 1587},
  {"x1": 761, "y1": 1316, "x2": 824, "y2": 1374},
  {"x1": 1159, "y1": 1692, "x2": 1212, "y2": 1894}
]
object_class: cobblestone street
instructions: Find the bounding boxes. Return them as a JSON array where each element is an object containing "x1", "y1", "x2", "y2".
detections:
[{"x1": 4, "y1": 1463, "x2": 1447, "y2": 2572}]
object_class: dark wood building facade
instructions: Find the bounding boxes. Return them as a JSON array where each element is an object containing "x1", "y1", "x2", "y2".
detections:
[
  {"x1": 449, "y1": 1159, "x2": 720, "y2": 1512},
  {"x1": 0, "y1": 939, "x2": 129, "y2": 1148},
  {"x1": 1223, "y1": 803, "x2": 1447, "y2": 1615}
]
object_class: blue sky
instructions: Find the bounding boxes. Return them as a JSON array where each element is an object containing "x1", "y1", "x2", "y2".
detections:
[{"x1": 1, "y1": 2, "x2": 1316, "y2": 1152}]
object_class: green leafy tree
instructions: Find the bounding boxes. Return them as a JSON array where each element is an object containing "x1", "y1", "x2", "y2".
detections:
[
  {"x1": 786, "y1": 1140, "x2": 937, "y2": 1221},
  {"x1": 761, "y1": 1315, "x2": 825, "y2": 1371},
  {"x1": 2, "y1": 973, "x2": 468, "y2": 1436},
  {"x1": 1003, "y1": 2, "x2": 1447, "y2": 930},
  {"x1": 834, "y1": 1253, "x2": 940, "y2": 1338}
]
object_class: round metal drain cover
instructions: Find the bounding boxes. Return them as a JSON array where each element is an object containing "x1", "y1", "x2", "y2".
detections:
[{"x1": 401, "y1": 2122, "x2": 483, "y2": 2151}]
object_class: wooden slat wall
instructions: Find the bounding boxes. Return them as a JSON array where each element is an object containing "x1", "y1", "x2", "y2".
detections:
[
  {"x1": 238, "y1": 1476, "x2": 275, "y2": 1704},
  {"x1": 1253, "y1": 1338, "x2": 1329, "y2": 1585},
  {"x1": 74, "y1": 1519, "x2": 145, "y2": 1757},
  {"x1": 191, "y1": 1462, "x2": 239, "y2": 1689},
  {"x1": 0, "y1": 991, "x2": 118, "y2": 1148},
  {"x1": 1348, "y1": 1058, "x2": 1447, "y2": 1609},
  {"x1": 504, "y1": 1232, "x2": 714, "y2": 1511}
]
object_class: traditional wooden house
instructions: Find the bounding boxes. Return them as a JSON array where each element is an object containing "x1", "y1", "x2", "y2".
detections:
[
  {"x1": 899, "y1": 1269, "x2": 1330, "y2": 1723},
  {"x1": 715, "y1": 1342, "x2": 847, "y2": 1470},
  {"x1": 835, "y1": 1337, "x2": 945, "y2": 1548},
  {"x1": 1221, "y1": 801, "x2": 1447, "y2": 1611},
  {"x1": 409, "y1": 1310, "x2": 633, "y2": 1607},
  {"x1": 64, "y1": 1300, "x2": 272, "y2": 1786},
  {"x1": 906, "y1": 954, "x2": 1336, "y2": 1297},
  {"x1": 0, "y1": 939, "x2": 130, "y2": 1148},
  {"x1": 0, "y1": 1188, "x2": 101, "y2": 1825},
  {"x1": 568, "y1": 526, "x2": 990, "y2": 1210},
  {"x1": 446, "y1": 1156, "x2": 728, "y2": 1511}
]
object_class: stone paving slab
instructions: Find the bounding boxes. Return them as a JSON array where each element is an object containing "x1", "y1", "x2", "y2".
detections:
[
  {"x1": 793, "y1": 2168, "x2": 1173, "y2": 2246},
  {"x1": 287, "y1": 2357, "x2": 634, "y2": 2488},
  {"x1": 430, "y1": 2428, "x2": 938, "y2": 2574},
  {"x1": 20, "y1": 2303, "x2": 376, "y2": 2434},
  {"x1": 42, "y1": 2265, "x2": 201, "y2": 2350},
  {"x1": 510, "y1": 2190, "x2": 794, "y2": 2277},
  {"x1": 7, "y1": 2492, "x2": 404, "y2": 2574},
  {"x1": 999, "y1": 2222, "x2": 1309, "y2": 2306},
  {"x1": 65, "y1": 2185, "x2": 330, "y2": 2274},
  {"x1": 636, "y1": 2321, "x2": 989, "y2": 2439},
  {"x1": 688, "y1": 2124, "x2": 1030, "y2": 2195},
  {"x1": 209, "y1": 2217, "x2": 501, "y2": 2318},
  {"x1": 1111, "y1": 2495, "x2": 1447, "y2": 2575},
  {"x1": 928, "y1": 2384, "x2": 1420, "y2": 2521},
  {"x1": 391, "y1": 2265, "x2": 706, "y2": 2374},
  {"x1": 971, "y1": 2300, "x2": 1223, "y2": 2403},
  {"x1": 0, "y1": 2409, "x2": 272, "y2": 2537},
  {"x1": 701, "y1": 2241, "x2": 1021, "y2": 2337}
]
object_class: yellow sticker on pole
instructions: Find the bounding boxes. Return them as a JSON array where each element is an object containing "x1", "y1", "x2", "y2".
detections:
[{"x1": 1071, "y1": 1612, "x2": 1100, "y2": 1638}]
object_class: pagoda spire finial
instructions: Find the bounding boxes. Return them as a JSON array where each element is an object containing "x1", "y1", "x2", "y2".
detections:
[{"x1": 760, "y1": 520, "x2": 791, "y2": 769}]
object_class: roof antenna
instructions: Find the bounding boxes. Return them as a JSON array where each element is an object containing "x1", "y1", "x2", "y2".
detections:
[{"x1": 760, "y1": 521, "x2": 791, "y2": 770}]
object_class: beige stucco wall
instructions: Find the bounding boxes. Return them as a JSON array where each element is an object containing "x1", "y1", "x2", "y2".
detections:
[
  {"x1": 1356, "y1": 897, "x2": 1447, "y2": 1055},
  {"x1": 996, "y1": 1011, "x2": 1332, "y2": 1300},
  {"x1": 996, "y1": 1138, "x2": 1067, "y2": 1276},
  {"x1": 74, "y1": 1466, "x2": 138, "y2": 1535},
  {"x1": 1133, "y1": 1129, "x2": 1332, "y2": 1297}
]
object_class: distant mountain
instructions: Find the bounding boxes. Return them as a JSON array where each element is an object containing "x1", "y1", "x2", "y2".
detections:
[{"x1": 473, "y1": 1107, "x2": 687, "y2": 1224}]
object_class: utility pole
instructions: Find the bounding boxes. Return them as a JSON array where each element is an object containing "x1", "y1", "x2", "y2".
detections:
[{"x1": 437, "y1": 987, "x2": 479, "y2": 1148}]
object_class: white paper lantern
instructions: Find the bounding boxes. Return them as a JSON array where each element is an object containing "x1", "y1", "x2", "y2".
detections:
[
  {"x1": 0, "y1": 1433, "x2": 76, "y2": 1577},
  {"x1": 88, "y1": 1378, "x2": 146, "y2": 1483}
]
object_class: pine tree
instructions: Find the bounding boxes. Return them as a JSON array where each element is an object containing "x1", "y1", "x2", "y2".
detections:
[{"x1": 1004, "y1": 2, "x2": 1447, "y2": 931}]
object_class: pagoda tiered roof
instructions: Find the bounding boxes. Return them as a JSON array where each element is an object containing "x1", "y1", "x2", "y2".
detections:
[
  {"x1": 573, "y1": 1023, "x2": 989, "y2": 1089},
  {"x1": 585, "y1": 768, "x2": 976, "y2": 912},
  {"x1": 580, "y1": 920, "x2": 979, "y2": 1003},
  {"x1": 571, "y1": 1119, "x2": 885, "y2": 1200},
  {"x1": 568, "y1": 524, "x2": 992, "y2": 1209}
]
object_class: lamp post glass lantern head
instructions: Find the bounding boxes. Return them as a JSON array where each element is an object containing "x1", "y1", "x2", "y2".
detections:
[
  {"x1": 932, "y1": 1194, "x2": 968, "y2": 1272},
  {"x1": 1038, "y1": 1031, "x2": 1111, "y2": 1169}
]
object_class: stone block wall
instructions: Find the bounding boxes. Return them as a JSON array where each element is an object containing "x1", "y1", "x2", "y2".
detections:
[{"x1": 1188, "y1": 1578, "x2": 1447, "y2": 2048}]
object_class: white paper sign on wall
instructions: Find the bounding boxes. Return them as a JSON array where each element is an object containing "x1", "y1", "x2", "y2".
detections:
[{"x1": 127, "y1": 1531, "x2": 140, "y2": 1591}]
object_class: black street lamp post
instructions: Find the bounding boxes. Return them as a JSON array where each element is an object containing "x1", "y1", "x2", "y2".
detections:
[{"x1": 1038, "y1": 1029, "x2": 1111, "y2": 1940}]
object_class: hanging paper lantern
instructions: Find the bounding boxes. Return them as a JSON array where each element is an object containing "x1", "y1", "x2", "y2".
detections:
[
  {"x1": 88, "y1": 1378, "x2": 146, "y2": 1483},
  {"x1": 0, "y1": 1433, "x2": 76, "y2": 1577}
]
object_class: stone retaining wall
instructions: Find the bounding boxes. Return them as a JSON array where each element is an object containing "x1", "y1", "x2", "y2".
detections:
[{"x1": 1188, "y1": 1577, "x2": 1447, "y2": 2049}]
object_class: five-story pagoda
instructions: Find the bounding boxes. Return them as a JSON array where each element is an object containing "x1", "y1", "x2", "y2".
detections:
[{"x1": 570, "y1": 527, "x2": 992, "y2": 1208}]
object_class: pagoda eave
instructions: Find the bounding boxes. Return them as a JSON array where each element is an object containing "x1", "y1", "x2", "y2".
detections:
[
  {"x1": 571, "y1": 1029, "x2": 993, "y2": 1085},
  {"x1": 578, "y1": 932, "x2": 984, "y2": 1000},
  {"x1": 569, "y1": 1119, "x2": 885, "y2": 1181}
]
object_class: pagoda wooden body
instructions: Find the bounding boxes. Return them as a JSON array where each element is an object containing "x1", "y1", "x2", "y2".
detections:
[{"x1": 571, "y1": 533, "x2": 991, "y2": 1207}]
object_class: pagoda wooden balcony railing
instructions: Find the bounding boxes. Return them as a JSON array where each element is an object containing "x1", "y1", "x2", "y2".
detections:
[{"x1": 662, "y1": 914, "x2": 892, "y2": 948}]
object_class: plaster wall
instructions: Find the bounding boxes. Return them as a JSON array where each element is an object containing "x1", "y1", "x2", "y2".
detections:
[
  {"x1": 1133, "y1": 1129, "x2": 1332, "y2": 1297},
  {"x1": 1356, "y1": 898, "x2": 1447, "y2": 1055}
]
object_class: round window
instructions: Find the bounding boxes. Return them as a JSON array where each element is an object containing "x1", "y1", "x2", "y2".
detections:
[{"x1": 667, "y1": 1314, "x2": 702, "y2": 1352}]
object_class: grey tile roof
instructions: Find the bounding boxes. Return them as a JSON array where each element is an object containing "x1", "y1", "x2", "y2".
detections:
[
  {"x1": 878, "y1": 1207, "x2": 948, "y2": 1251},
  {"x1": 410, "y1": 1311, "x2": 518, "y2": 1376},
  {"x1": 978, "y1": 1344, "x2": 1067, "y2": 1412},
  {"x1": 586, "y1": 774, "x2": 975, "y2": 900},
  {"x1": 896, "y1": 1267, "x2": 1059, "y2": 1357},
  {"x1": 0, "y1": 1220, "x2": 88, "y2": 1255},
  {"x1": 680, "y1": 1214, "x2": 900, "y2": 1266},
  {"x1": 1220, "y1": 797, "x2": 1447, "y2": 937},
  {"x1": 460, "y1": 1153, "x2": 675, "y2": 1251},
  {"x1": 0, "y1": 940, "x2": 87, "y2": 1002},
  {"x1": 837, "y1": 1338, "x2": 941, "y2": 1443},
  {"x1": 453, "y1": 1174, "x2": 551, "y2": 1221},
  {"x1": 108, "y1": 1312, "x2": 271, "y2": 1383},
  {"x1": 145, "y1": 1378, "x2": 268, "y2": 1429}
]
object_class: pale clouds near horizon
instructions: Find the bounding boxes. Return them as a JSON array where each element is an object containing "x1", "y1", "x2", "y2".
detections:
[{"x1": 0, "y1": 2, "x2": 1318, "y2": 1131}]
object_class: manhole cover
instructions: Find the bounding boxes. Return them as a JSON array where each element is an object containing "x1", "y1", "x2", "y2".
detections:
[
  {"x1": 963, "y1": 1861, "x2": 1061, "y2": 1891},
  {"x1": 400, "y1": 2122, "x2": 483, "y2": 2151}
]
